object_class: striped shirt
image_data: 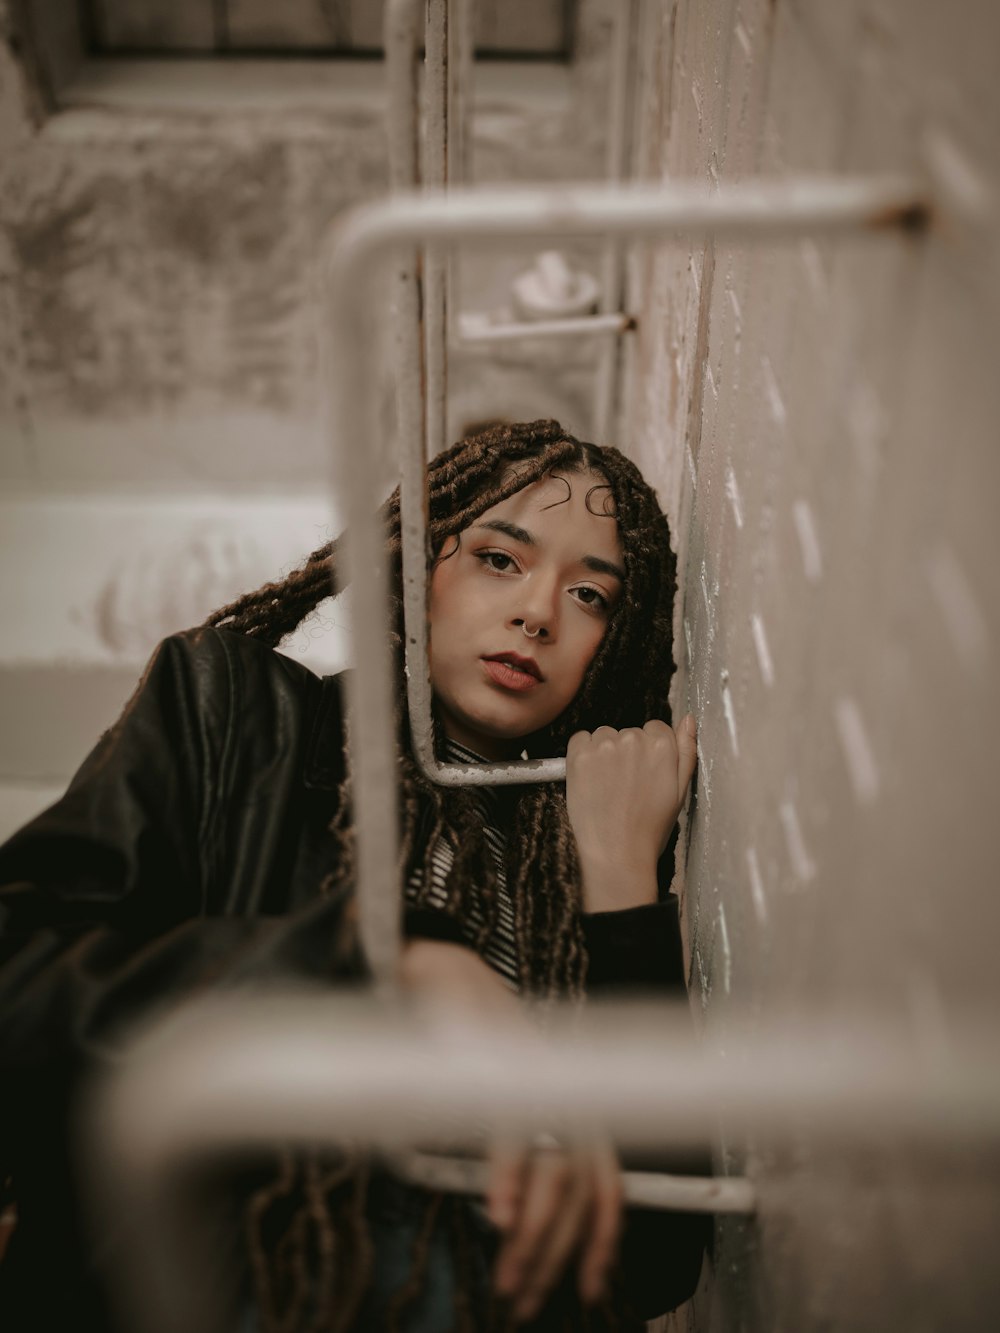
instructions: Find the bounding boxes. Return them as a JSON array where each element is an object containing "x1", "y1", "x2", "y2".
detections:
[{"x1": 404, "y1": 740, "x2": 520, "y2": 990}]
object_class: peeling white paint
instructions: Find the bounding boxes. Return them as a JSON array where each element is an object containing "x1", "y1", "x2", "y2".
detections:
[
  {"x1": 725, "y1": 464, "x2": 744, "y2": 529},
  {"x1": 690, "y1": 79, "x2": 703, "y2": 120},
  {"x1": 695, "y1": 947, "x2": 710, "y2": 1011},
  {"x1": 750, "y1": 611, "x2": 775, "y2": 687},
  {"x1": 746, "y1": 845, "x2": 767, "y2": 923},
  {"x1": 727, "y1": 284, "x2": 742, "y2": 332},
  {"x1": 717, "y1": 902, "x2": 732, "y2": 994},
  {"x1": 698, "y1": 748, "x2": 712, "y2": 806},
  {"x1": 760, "y1": 354, "x2": 787, "y2": 426},
  {"x1": 792, "y1": 498, "x2": 823, "y2": 583},
  {"x1": 834, "y1": 695, "x2": 880, "y2": 804},
  {"x1": 700, "y1": 561, "x2": 714, "y2": 620},
  {"x1": 923, "y1": 127, "x2": 995, "y2": 228},
  {"x1": 779, "y1": 800, "x2": 817, "y2": 884},
  {"x1": 721, "y1": 674, "x2": 740, "y2": 756},
  {"x1": 926, "y1": 543, "x2": 989, "y2": 670}
]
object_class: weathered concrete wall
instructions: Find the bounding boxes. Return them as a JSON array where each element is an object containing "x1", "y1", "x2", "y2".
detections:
[
  {"x1": 0, "y1": 1, "x2": 615, "y2": 832},
  {"x1": 0, "y1": 2, "x2": 613, "y2": 494},
  {"x1": 621, "y1": 2, "x2": 1000, "y2": 1330}
]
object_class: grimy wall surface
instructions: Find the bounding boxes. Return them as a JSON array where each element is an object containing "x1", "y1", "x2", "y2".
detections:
[
  {"x1": 1, "y1": 1, "x2": 612, "y2": 495},
  {"x1": 2, "y1": 1, "x2": 999, "y2": 1326},
  {"x1": 0, "y1": 0, "x2": 615, "y2": 833},
  {"x1": 620, "y1": 2, "x2": 1000, "y2": 1330}
]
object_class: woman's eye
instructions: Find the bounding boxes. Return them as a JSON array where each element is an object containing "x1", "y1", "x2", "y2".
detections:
[
  {"x1": 572, "y1": 585, "x2": 609, "y2": 613},
  {"x1": 476, "y1": 549, "x2": 517, "y2": 573}
]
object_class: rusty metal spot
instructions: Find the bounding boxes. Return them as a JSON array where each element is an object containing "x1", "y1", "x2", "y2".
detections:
[{"x1": 868, "y1": 200, "x2": 932, "y2": 234}]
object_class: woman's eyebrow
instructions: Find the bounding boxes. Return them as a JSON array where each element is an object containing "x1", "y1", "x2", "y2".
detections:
[
  {"x1": 474, "y1": 519, "x2": 536, "y2": 545},
  {"x1": 582, "y1": 554, "x2": 625, "y2": 582},
  {"x1": 475, "y1": 520, "x2": 625, "y2": 583}
]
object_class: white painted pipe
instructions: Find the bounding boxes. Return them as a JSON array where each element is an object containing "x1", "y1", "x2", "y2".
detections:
[
  {"x1": 457, "y1": 310, "x2": 634, "y2": 342},
  {"x1": 390, "y1": 1149, "x2": 755, "y2": 1213},
  {"x1": 384, "y1": 0, "x2": 426, "y2": 486},
  {"x1": 424, "y1": 0, "x2": 449, "y2": 464},
  {"x1": 84, "y1": 994, "x2": 999, "y2": 1333},
  {"x1": 322, "y1": 175, "x2": 928, "y2": 982},
  {"x1": 101, "y1": 996, "x2": 990, "y2": 1160},
  {"x1": 594, "y1": 0, "x2": 639, "y2": 442},
  {"x1": 446, "y1": 0, "x2": 473, "y2": 345}
]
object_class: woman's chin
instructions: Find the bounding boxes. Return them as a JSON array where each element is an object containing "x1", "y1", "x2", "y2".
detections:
[{"x1": 436, "y1": 704, "x2": 537, "y2": 758}]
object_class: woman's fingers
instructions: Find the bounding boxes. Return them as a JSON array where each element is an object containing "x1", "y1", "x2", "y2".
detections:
[
  {"x1": 577, "y1": 1140, "x2": 623, "y2": 1306},
  {"x1": 491, "y1": 1140, "x2": 624, "y2": 1323},
  {"x1": 486, "y1": 1137, "x2": 529, "y2": 1232},
  {"x1": 493, "y1": 1147, "x2": 576, "y2": 1316},
  {"x1": 512, "y1": 1164, "x2": 590, "y2": 1322}
]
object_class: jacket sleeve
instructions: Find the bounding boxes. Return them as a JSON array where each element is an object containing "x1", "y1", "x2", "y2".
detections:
[
  {"x1": 581, "y1": 897, "x2": 687, "y2": 993},
  {"x1": 581, "y1": 821, "x2": 688, "y2": 994},
  {"x1": 0, "y1": 629, "x2": 367, "y2": 1099}
]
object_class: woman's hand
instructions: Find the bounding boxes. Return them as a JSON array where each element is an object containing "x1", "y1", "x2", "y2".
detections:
[
  {"x1": 566, "y1": 716, "x2": 698, "y2": 914},
  {"x1": 488, "y1": 1133, "x2": 622, "y2": 1322},
  {"x1": 399, "y1": 939, "x2": 624, "y2": 1319}
]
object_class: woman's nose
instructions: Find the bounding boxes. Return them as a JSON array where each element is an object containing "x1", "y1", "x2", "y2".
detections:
[{"x1": 510, "y1": 579, "x2": 559, "y2": 640}]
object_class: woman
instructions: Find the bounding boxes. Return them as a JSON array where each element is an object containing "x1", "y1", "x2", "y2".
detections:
[{"x1": 0, "y1": 420, "x2": 707, "y2": 1331}]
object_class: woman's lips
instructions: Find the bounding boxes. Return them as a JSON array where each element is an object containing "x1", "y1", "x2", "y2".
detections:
[{"x1": 481, "y1": 657, "x2": 542, "y2": 692}]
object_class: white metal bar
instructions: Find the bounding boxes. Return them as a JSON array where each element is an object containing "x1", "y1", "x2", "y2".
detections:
[
  {"x1": 457, "y1": 310, "x2": 634, "y2": 342},
  {"x1": 384, "y1": 0, "x2": 426, "y2": 493},
  {"x1": 84, "y1": 994, "x2": 999, "y2": 1333},
  {"x1": 446, "y1": 0, "x2": 472, "y2": 189},
  {"x1": 594, "y1": 0, "x2": 639, "y2": 441},
  {"x1": 362, "y1": 0, "x2": 429, "y2": 993},
  {"x1": 446, "y1": 0, "x2": 473, "y2": 355},
  {"x1": 424, "y1": 0, "x2": 449, "y2": 462},
  {"x1": 385, "y1": 0, "x2": 423, "y2": 190},
  {"x1": 389, "y1": 1148, "x2": 755, "y2": 1213},
  {"x1": 324, "y1": 176, "x2": 928, "y2": 979}
]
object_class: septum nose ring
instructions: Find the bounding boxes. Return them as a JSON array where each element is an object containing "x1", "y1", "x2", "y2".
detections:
[{"x1": 522, "y1": 625, "x2": 542, "y2": 639}]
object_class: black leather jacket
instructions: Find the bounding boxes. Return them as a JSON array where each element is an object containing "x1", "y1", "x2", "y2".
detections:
[{"x1": 0, "y1": 627, "x2": 706, "y2": 1327}]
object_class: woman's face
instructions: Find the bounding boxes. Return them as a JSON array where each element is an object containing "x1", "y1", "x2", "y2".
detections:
[{"x1": 428, "y1": 469, "x2": 624, "y2": 759}]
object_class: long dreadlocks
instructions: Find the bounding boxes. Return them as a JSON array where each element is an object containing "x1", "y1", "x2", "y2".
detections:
[
  {"x1": 205, "y1": 419, "x2": 677, "y2": 1331},
  {"x1": 206, "y1": 418, "x2": 676, "y2": 998}
]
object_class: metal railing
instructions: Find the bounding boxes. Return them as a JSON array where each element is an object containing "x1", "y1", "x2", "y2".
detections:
[
  {"x1": 85, "y1": 994, "x2": 999, "y2": 1333},
  {"x1": 384, "y1": 0, "x2": 642, "y2": 464},
  {"x1": 75, "y1": 15, "x2": 937, "y2": 1326},
  {"x1": 322, "y1": 174, "x2": 929, "y2": 987}
]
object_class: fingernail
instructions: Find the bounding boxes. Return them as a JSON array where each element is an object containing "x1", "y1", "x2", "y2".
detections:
[{"x1": 684, "y1": 713, "x2": 697, "y2": 737}]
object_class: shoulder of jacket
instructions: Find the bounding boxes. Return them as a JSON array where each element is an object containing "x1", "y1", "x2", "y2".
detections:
[
  {"x1": 153, "y1": 628, "x2": 349, "y2": 790},
  {"x1": 154, "y1": 625, "x2": 321, "y2": 690}
]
